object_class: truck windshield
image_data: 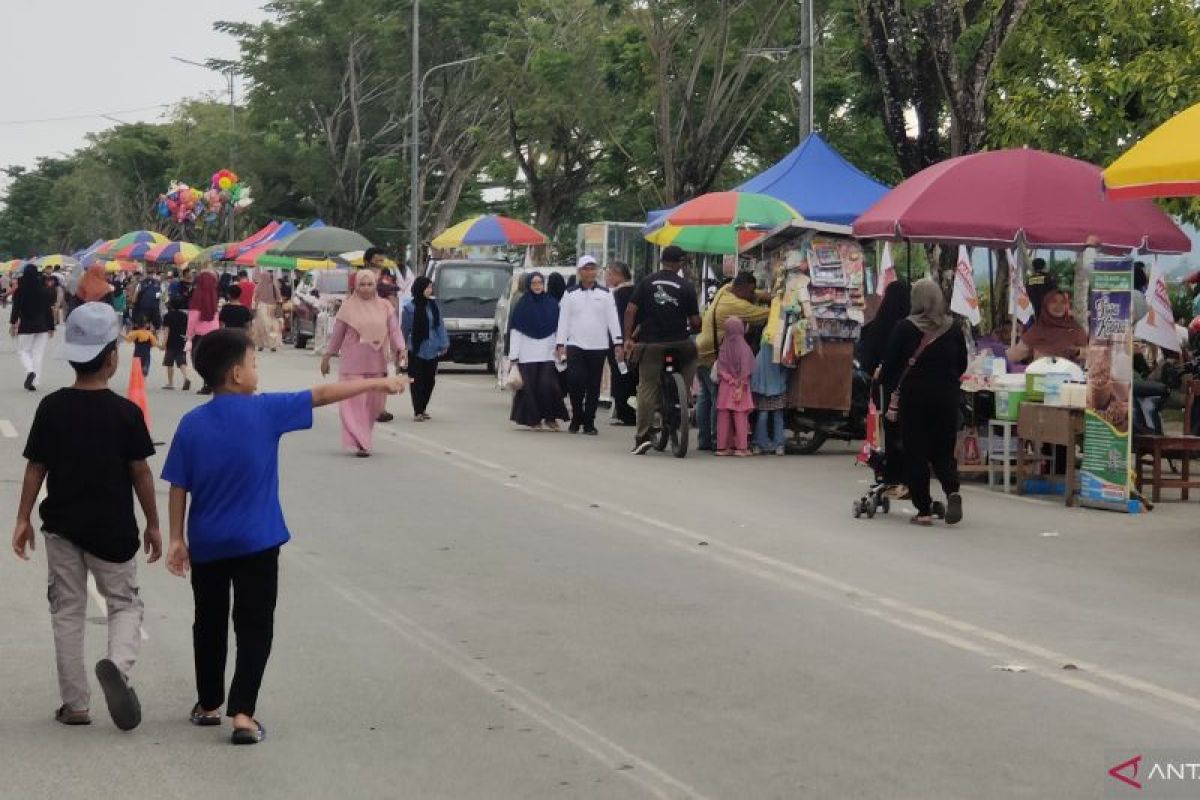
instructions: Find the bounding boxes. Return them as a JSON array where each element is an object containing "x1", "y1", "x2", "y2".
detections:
[{"x1": 435, "y1": 265, "x2": 509, "y2": 317}]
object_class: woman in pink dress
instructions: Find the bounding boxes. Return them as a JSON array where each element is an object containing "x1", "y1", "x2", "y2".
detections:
[
  {"x1": 187, "y1": 270, "x2": 221, "y2": 394},
  {"x1": 320, "y1": 270, "x2": 407, "y2": 457},
  {"x1": 715, "y1": 316, "x2": 757, "y2": 457}
]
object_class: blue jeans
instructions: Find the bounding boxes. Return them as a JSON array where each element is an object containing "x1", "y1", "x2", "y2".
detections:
[
  {"x1": 753, "y1": 408, "x2": 786, "y2": 451},
  {"x1": 695, "y1": 368, "x2": 718, "y2": 450}
]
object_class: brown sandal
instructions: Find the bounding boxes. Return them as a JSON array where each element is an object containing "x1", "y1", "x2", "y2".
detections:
[
  {"x1": 910, "y1": 515, "x2": 934, "y2": 527},
  {"x1": 55, "y1": 705, "x2": 91, "y2": 726}
]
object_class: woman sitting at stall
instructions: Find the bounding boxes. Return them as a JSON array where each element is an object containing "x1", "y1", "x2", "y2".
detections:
[{"x1": 1007, "y1": 289, "x2": 1088, "y2": 367}]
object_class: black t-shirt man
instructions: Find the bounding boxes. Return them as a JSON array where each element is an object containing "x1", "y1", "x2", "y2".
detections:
[
  {"x1": 163, "y1": 307, "x2": 189, "y2": 350},
  {"x1": 23, "y1": 389, "x2": 155, "y2": 562},
  {"x1": 219, "y1": 303, "x2": 253, "y2": 329},
  {"x1": 628, "y1": 269, "x2": 700, "y2": 343}
]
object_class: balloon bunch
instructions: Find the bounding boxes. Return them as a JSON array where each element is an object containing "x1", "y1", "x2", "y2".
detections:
[
  {"x1": 204, "y1": 168, "x2": 253, "y2": 220},
  {"x1": 156, "y1": 181, "x2": 206, "y2": 224}
]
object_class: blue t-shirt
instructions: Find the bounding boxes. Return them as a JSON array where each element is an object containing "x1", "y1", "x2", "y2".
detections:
[{"x1": 161, "y1": 391, "x2": 313, "y2": 564}]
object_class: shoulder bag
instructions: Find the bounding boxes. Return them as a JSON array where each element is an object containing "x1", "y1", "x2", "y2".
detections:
[{"x1": 885, "y1": 329, "x2": 945, "y2": 423}]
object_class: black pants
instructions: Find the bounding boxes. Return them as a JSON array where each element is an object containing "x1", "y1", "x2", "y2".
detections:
[
  {"x1": 899, "y1": 387, "x2": 960, "y2": 516},
  {"x1": 606, "y1": 349, "x2": 636, "y2": 424},
  {"x1": 567, "y1": 347, "x2": 606, "y2": 430},
  {"x1": 190, "y1": 547, "x2": 279, "y2": 718},
  {"x1": 409, "y1": 355, "x2": 438, "y2": 415}
]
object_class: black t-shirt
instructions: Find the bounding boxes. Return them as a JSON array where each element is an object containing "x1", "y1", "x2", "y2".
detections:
[
  {"x1": 163, "y1": 309, "x2": 188, "y2": 349},
  {"x1": 24, "y1": 388, "x2": 155, "y2": 562},
  {"x1": 219, "y1": 303, "x2": 253, "y2": 329},
  {"x1": 629, "y1": 270, "x2": 699, "y2": 343}
]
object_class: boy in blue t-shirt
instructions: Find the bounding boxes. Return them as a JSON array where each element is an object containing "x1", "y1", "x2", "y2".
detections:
[{"x1": 162, "y1": 328, "x2": 406, "y2": 744}]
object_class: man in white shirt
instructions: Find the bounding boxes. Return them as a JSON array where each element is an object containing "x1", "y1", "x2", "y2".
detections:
[{"x1": 556, "y1": 255, "x2": 623, "y2": 434}]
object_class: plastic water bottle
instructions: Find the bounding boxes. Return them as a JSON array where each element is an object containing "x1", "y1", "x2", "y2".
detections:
[{"x1": 617, "y1": 360, "x2": 629, "y2": 375}]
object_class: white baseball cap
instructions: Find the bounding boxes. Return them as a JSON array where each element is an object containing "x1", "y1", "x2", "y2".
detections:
[
  {"x1": 577, "y1": 255, "x2": 598, "y2": 269},
  {"x1": 60, "y1": 302, "x2": 121, "y2": 363}
]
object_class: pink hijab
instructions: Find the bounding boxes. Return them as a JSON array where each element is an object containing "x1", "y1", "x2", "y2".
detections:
[{"x1": 716, "y1": 316, "x2": 755, "y2": 381}]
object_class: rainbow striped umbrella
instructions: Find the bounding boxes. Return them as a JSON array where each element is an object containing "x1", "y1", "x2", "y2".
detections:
[
  {"x1": 144, "y1": 241, "x2": 202, "y2": 265},
  {"x1": 97, "y1": 230, "x2": 168, "y2": 258},
  {"x1": 102, "y1": 259, "x2": 139, "y2": 273},
  {"x1": 1104, "y1": 101, "x2": 1200, "y2": 199},
  {"x1": 35, "y1": 254, "x2": 81, "y2": 269},
  {"x1": 661, "y1": 191, "x2": 801, "y2": 228},
  {"x1": 3, "y1": 258, "x2": 26, "y2": 273},
  {"x1": 644, "y1": 224, "x2": 765, "y2": 255},
  {"x1": 431, "y1": 215, "x2": 547, "y2": 248}
]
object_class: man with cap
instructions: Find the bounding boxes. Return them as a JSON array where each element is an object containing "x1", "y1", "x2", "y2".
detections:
[
  {"x1": 1025, "y1": 257, "x2": 1057, "y2": 318},
  {"x1": 556, "y1": 255, "x2": 624, "y2": 434},
  {"x1": 12, "y1": 302, "x2": 160, "y2": 731},
  {"x1": 623, "y1": 246, "x2": 702, "y2": 455}
]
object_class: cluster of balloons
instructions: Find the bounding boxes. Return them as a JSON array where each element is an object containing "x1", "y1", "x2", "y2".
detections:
[{"x1": 154, "y1": 169, "x2": 254, "y2": 226}]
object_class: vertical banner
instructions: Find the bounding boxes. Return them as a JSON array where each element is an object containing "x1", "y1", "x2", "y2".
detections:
[
  {"x1": 1080, "y1": 258, "x2": 1135, "y2": 511},
  {"x1": 876, "y1": 241, "x2": 896, "y2": 296},
  {"x1": 949, "y1": 245, "x2": 982, "y2": 325},
  {"x1": 1005, "y1": 249, "x2": 1034, "y2": 325}
]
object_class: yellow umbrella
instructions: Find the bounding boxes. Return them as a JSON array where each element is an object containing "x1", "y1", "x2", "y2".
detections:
[{"x1": 1104, "y1": 102, "x2": 1200, "y2": 199}]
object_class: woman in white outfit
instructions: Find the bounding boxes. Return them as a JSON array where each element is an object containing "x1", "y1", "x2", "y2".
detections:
[
  {"x1": 507, "y1": 272, "x2": 569, "y2": 431},
  {"x1": 8, "y1": 263, "x2": 56, "y2": 391},
  {"x1": 252, "y1": 270, "x2": 283, "y2": 351}
]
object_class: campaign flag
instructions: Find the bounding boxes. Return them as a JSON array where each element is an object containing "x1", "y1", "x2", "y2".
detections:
[
  {"x1": 1006, "y1": 249, "x2": 1034, "y2": 325},
  {"x1": 950, "y1": 245, "x2": 981, "y2": 325},
  {"x1": 876, "y1": 242, "x2": 896, "y2": 296},
  {"x1": 1134, "y1": 257, "x2": 1180, "y2": 352}
]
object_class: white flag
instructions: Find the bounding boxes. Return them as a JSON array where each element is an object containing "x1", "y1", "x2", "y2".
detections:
[
  {"x1": 949, "y1": 245, "x2": 982, "y2": 325},
  {"x1": 1135, "y1": 256, "x2": 1180, "y2": 352},
  {"x1": 876, "y1": 242, "x2": 896, "y2": 296},
  {"x1": 1006, "y1": 249, "x2": 1034, "y2": 325}
]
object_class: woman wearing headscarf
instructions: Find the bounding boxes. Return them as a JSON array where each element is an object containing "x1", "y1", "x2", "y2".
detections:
[
  {"x1": 76, "y1": 264, "x2": 114, "y2": 306},
  {"x1": 252, "y1": 269, "x2": 283, "y2": 352},
  {"x1": 879, "y1": 279, "x2": 968, "y2": 526},
  {"x1": 8, "y1": 263, "x2": 56, "y2": 390},
  {"x1": 546, "y1": 272, "x2": 567, "y2": 303},
  {"x1": 1007, "y1": 288, "x2": 1088, "y2": 367},
  {"x1": 186, "y1": 270, "x2": 221, "y2": 394},
  {"x1": 321, "y1": 270, "x2": 407, "y2": 456},
  {"x1": 508, "y1": 272, "x2": 570, "y2": 431},
  {"x1": 858, "y1": 280, "x2": 911, "y2": 488},
  {"x1": 401, "y1": 275, "x2": 449, "y2": 421}
]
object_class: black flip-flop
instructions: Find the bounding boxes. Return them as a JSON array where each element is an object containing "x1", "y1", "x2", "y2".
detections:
[
  {"x1": 55, "y1": 705, "x2": 91, "y2": 726},
  {"x1": 190, "y1": 704, "x2": 222, "y2": 727},
  {"x1": 944, "y1": 493, "x2": 964, "y2": 525},
  {"x1": 231, "y1": 720, "x2": 266, "y2": 745},
  {"x1": 95, "y1": 659, "x2": 141, "y2": 731}
]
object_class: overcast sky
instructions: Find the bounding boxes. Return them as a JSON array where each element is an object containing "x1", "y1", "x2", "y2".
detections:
[{"x1": 0, "y1": 0, "x2": 267, "y2": 190}]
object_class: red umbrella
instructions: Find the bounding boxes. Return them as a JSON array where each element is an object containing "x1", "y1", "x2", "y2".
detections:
[{"x1": 853, "y1": 149, "x2": 1191, "y2": 254}]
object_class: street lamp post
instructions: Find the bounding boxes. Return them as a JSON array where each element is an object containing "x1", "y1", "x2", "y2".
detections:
[
  {"x1": 408, "y1": 3, "x2": 485, "y2": 268},
  {"x1": 745, "y1": 0, "x2": 815, "y2": 143}
]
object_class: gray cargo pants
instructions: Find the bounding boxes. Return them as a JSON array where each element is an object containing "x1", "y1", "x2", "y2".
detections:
[{"x1": 45, "y1": 533, "x2": 143, "y2": 712}]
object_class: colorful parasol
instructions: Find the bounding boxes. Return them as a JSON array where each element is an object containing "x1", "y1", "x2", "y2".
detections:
[
  {"x1": 1104, "y1": 102, "x2": 1200, "y2": 199},
  {"x1": 335, "y1": 250, "x2": 397, "y2": 268},
  {"x1": 660, "y1": 191, "x2": 801, "y2": 228},
  {"x1": 35, "y1": 254, "x2": 81, "y2": 270},
  {"x1": 222, "y1": 220, "x2": 282, "y2": 260},
  {"x1": 431, "y1": 215, "x2": 547, "y2": 248},
  {"x1": 253, "y1": 253, "x2": 336, "y2": 271},
  {"x1": 144, "y1": 241, "x2": 202, "y2": 265},
  {"x1": 644, "y1": 224, "x2": 763, "y2": 255},
  {"x1": 3, "y1": 258, "x2": 26, "y2": 273},
  {"x1": 102, "y1": 259, "x2": 139, "y2": 273},
  {"x1": 97, "y1": 230, "x2": 168, "y2": 259}
]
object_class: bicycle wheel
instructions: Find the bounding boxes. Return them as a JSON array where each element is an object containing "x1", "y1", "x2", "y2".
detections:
[
  {"x1": 670, "y1": 372, "x2": 689, "y2": 458},
  {"x1": 653, "y1": 384, "x2": 671, "y2": 451}
]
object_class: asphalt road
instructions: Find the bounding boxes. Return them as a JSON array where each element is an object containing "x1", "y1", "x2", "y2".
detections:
[{"x1": 2, "y1": 337, "x2": 1199, "y2": 799}]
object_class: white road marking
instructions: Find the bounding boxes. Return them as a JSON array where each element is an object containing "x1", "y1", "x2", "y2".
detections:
[
  {"x1": 289, "y1": 552, "x2": 709, "y2": 800},
  {"x1": 373, "y1": 422, "x2": 1200, "y2": 734},
  {"x1": 0, "y1": 419, "x2": 17, "y2": 438}
]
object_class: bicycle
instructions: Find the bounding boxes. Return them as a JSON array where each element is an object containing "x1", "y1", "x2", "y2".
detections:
[{"x1": 650, "y1": 349, "x2": 691, "y2": 458}]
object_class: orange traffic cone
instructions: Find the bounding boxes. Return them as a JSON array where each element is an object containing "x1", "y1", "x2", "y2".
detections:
[{"x1": 128, "y1": 357, "x2": 151, "y2": 432}]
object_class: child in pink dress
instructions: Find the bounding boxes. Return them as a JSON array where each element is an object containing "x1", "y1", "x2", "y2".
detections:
[{"x1": 715, "y1": 316, "x2": 756, "y2": 456}]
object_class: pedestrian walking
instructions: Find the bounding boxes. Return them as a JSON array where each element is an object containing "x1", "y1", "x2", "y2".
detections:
[
  {"x1": 556, "y1": 256, "x2": 624, "y2": 435},
  {"x1": 509, "y1": 272, "x2": 569, "y2": 431},
  {"x1": 252, "y1": 270, "x2": 282, "y2": 351},
  {"x1": 366, "y1": 248, "x2": 400, "y2": 423},
  {"x1": 76, "y1": 264, "x2": 114, "y2": 306},
  {"x1": 11, "y1": 301, "x2": 161, "y2": 730},
  {"x1": 858, "y1": 279, "x2": 911, "y2": 489},
  {"x1": 879, "y1": 278, "x2": 968, "y2": 526},
  {"x1": 750, "y1": 341, "x2": 792, "y2": 456},
  {"x1": 161, "y1": 297, "x2": 192, "y2": 391},
  {"x1": 133, "y1": 273, "x2": 162, "y2": 329},
  {"x1": 187, "y1": 271, "x2": 220, "y2": 395},
  {"x1": 696, "y1": 272, "x2": 770, "y2": 451},
  {"x1": 125, "y1": 320, "x2": 159, "y2": 378},
  {"x1": 220, "y1": 286, "x2": 253, "y2": 329},
  {"x1": 401, "y1": 276, "x2": 449, "y2": 421},
  {"x1": 162, "y1": 327, "x2": 407, "y2": 744},
  {"x1": 236, "y1": 271, "x2": 256, "y2": 309},
  {"x1": 321, "y1": 270, "x2": 407, "y2": 456},
  {"x1": 605, "y1": 262, "x2": 637, "y2": 426},
  {"x1": 714, "y1": 317, "x2": 756, "y2": 456},
  {"x1": 623, "y1": 246, "x2": 702, "y2": 455},
  {"x1": 9, "y1": 263, "x2": 56, "y2": 391}
]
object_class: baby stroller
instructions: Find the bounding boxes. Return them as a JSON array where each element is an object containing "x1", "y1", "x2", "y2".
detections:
[{"x1": 851, "y1": 387, "x2": 945, "y2": 520}]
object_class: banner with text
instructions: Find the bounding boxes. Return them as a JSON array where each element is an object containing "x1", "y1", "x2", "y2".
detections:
[{"x1": 1080, "y1": 258, "x2": 1135, "y2": 510}]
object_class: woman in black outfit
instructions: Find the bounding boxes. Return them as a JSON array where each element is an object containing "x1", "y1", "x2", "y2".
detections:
[
  {"x1": 859, "y1": 280, "x2": 910, "y2": 489},
  {"x1": 8, "y1": 263, "x2": 56, "y2": 391},
  {"x1": 879, "y1": 278, "x2": 968, "y2": 526}
]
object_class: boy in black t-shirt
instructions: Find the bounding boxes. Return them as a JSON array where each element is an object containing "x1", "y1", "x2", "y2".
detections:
[
  {"x1": 219, "y1": 285, "x2": 253, "y2": 329},
  {"x1": 12, "y1": 302, "x2": 161, "y2": 731},
  {"x1": 162, "y1": 297, "x2": 192, "y2": 390}
]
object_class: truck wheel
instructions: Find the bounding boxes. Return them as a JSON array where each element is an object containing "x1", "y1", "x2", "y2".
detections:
[{"x1": 487, "y1": 332, "x2": 500, "y2": 374}]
